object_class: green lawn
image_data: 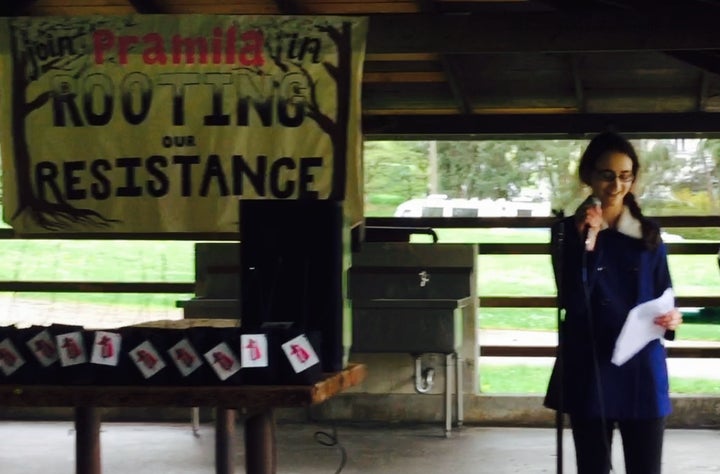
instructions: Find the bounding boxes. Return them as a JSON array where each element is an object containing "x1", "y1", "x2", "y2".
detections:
[
  {"x1": 0, "y1": 239, "x2": 195, "y2": 309},
  {"x1": 480, "y1": 364, "x2": 720, "y2": 394}
]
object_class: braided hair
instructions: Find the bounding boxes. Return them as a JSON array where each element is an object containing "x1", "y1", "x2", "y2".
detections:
[{"x1": 578, "y1": 132, "x2": 661, "y2": 250}]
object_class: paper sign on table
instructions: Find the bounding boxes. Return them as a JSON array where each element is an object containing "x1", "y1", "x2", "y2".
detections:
[
  {"x1": 0, "y1": 338, "x2": 25, "y2": 376},
  {"x1": 281, "y1": 334, "x2": 319, "y2": 373},
  {"x1": 26, "y1": 330, "x2": 58, "y2": 367},
  {"x1": 56, "y1": 331, "x2": 87, "y2": 367},
  {"x1": 91, "y1": 331, "x2": 121, "y2": 366},
  {"x1": 240, "y1": 334, "x2": 268, "y2": 368},
  {"x1": 204, "y1": 342, "x2": 240, "y2": 381},
  {"x1": 168, "y1": 338, "x2": 203, "y2": 377},
  {"x1": 129, "y1": 341, "x2": 166, "y2": 378}
]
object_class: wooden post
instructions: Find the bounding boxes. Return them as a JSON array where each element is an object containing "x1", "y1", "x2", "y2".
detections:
[
  {"x1": 75, "y1": 406, "x2": 101, "y2": 474},
  {"x1": 215, "y1": 408, "x2": 236, "y2": 474},
  {"x1": 244, "y1": 409, "x2": 276, "y2": 474}
]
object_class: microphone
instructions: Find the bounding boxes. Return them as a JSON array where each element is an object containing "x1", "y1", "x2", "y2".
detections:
[{"x1": 582, "y1": 196, "x2": 601, "y2": 252}]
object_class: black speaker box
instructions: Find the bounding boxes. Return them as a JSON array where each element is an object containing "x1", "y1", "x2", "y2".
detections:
[{"x1": 239, "y1": 199, "x2": 347, "y2": 373}]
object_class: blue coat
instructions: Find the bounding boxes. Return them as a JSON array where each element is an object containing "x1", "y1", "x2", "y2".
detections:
[{"x1": 544, "y1": 215, "x2": 673, "y2": 419}]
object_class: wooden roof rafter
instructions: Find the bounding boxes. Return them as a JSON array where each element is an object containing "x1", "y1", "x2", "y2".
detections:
[
  {"x1": 272, "y1": 0, "x2": 305, "y2": 15},
  {"x1": 570, "y1": 55, "x2": 586, "y2": 113},
  {"x1": 0, "y1": 0, "x2": 38, "y2": 16},
  {"x1": 127, "y1": 0, "x2": 166, "y2": 14},
  {"x1": 414, "y1": 0, "x2": 472, "y2": 114},
  {"x1": 6, "y1": 0, "x2": 720, "y2": 137}
]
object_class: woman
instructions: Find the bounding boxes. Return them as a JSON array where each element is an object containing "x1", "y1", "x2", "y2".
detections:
[{"x1": 545, "y1": 132, "x2": 683, "y2": 474}]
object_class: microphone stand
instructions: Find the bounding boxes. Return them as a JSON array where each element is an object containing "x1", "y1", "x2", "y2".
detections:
[{"x1": 551, "y1": 214, "x2": 565, "y2": 474}]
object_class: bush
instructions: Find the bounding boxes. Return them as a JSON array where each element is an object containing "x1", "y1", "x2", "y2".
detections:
[{"x1": 367, "y1": 194, "x2": 407, "y2": 205}]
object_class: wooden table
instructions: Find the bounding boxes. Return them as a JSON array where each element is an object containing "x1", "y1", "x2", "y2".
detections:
[{"x1": 0, "y1": 363, "x2": 366, "y2": 474}]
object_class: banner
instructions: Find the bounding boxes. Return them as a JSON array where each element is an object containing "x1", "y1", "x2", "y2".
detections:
[{"x1": 0, "y1": 15, "x2": 367, "y2": 233}]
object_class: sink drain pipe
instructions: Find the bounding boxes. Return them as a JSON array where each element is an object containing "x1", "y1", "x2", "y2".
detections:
[{"x1": 414, "y1": 355, "x2": 435, "y2": 394}]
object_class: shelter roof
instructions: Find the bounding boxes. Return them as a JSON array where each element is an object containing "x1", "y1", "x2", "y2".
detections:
[{"x1": 6, "y1": 0, "x2": 720, "y2": 138}]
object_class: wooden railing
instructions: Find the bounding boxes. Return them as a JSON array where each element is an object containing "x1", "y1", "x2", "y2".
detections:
[{"x1": 2, "y1": 215, "x2": 719, "y2": 359}]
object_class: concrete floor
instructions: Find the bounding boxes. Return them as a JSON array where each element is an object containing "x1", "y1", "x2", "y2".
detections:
[{"x1": 1, "y1": 420, "x2": 719, "y2": 474}]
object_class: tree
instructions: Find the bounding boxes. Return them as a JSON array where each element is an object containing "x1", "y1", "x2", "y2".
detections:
[
  {"x1": 525, "y1": 140, "x2": 584, "y2": 214},
  {"x1": 6, "y1": 17, "x2": 122, "y2": 230},
  {"x1": 363, "y1": 141, "x2": 428, "y2": 201},
  {"x1": 265, "y1": 17, "x2": 358, "y2": 200},
  {"x1": 437, "y1": 141, "x2": 523, "y2": 199},
  {"x1": 693, "y1": 139, "x2": 720, "y2": 213},
  {"x1": 435, "y1": 139, "x2": 584, "y2": 212}
]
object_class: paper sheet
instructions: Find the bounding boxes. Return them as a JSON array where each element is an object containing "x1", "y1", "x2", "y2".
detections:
[{"x1": 611, "y1": 287, "x2": 675, "y2": 366}]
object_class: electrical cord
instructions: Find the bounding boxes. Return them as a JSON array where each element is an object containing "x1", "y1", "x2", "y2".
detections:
[
  {"x1": 313, "y1": 424, "x2": 347, "y2": 474},
  {"x1": 581, "y1": 244, "x2": 615, "y2": 474}
]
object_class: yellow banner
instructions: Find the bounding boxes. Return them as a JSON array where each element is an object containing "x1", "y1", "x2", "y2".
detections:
[{"x1": 0, "y1": 15, "x2": 366, "y2": 233}]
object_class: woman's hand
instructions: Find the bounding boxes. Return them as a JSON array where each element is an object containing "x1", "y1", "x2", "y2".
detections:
[
  {"x1": 575, "y1": 197, "x2": 602, "y2": 230},
  {"x1": 654, "y1": 308, "x2": 683, "y2": 331},
  {"x1": 575, "y1": 197, "x2": 603, "y2": 250}
]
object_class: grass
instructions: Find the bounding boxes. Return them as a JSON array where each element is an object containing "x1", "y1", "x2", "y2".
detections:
[
  {"x1": 480, "y1": 364, "x2": 720, "y2": 395},
  {"x1": 1, "y1": 239, "x2": 195, "y2": 310}
]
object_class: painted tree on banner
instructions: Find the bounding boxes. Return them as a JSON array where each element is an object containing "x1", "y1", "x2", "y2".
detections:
[
  {"x1": 6, "y1": 17, "x2": 129, "y2": 230},
  {"x1": 258, "y1": 17, "x2": 356, "y2": 201}
]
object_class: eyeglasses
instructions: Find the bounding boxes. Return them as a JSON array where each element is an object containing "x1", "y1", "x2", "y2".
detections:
[{"x1": 594, "y1": 169, "x2": 634, "y2": 183}]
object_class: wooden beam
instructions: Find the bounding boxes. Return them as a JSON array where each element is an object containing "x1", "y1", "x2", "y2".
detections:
[
  {"x1": 478, "y1": 296, "x2": 720, "y2": 308},
  {"x1": 0, "y1": 228, "x2": 241, "y2": 240},
  {"x1": 441, "y1": 55, "x2": 473, "y2": 114},
  {"x1": 0, "y1": 281, "x2": 194, "y2": 293},
  {"x1": 362, "y1": 112, "x2": 720, "y2": 139},
  {"x1": 366, "y1": 53, "x2": 442, "y2": 62},
  {"x1": 699, "y1": 71, "x2": 709, "y2": 112},
  {"x1": 0, "y1": 364, "x2": 368, "y2": 407},
  {"x1": 363, "y1": 71, "x2": 446, "y2": 83},
  {"x1": 366, "y1": 13, "x2": 720, "y2": 54},
  {"x1": 570, "y1": 55, "x2": 586, "y2": 113},
  {"x1": 666, "y1": 50, "x2": 720, "y2": 76},
  {"x1": 479, "y1": 345, "x2": 720, "y2": 358},
  {"x1": 415, "y1": 0, "x2": 473, "y2": 114},
  {"x1": 272, "y1": 0, "x2": 304, "y2": 14},
  {"x1": 126, "y1": 0, "x2": 165, "y2": 13},
  {"x1": 0, "y1": 0, "x2": 38, "y2": 15},
  {"x1": 364, "y1": 215, "x2": 720, "y2": 229}
]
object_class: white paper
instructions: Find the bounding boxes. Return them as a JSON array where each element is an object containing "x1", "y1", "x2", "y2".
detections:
[
  {"x1": 240, "y1": 334, "x2": 269, "y2": 368},
  {"x1": 56, "y1": 331, "x2": 87, "y2": 367},
  {"x1": 129, "y1": 341, "x2": 166, "y2": 379},
  {"x1": 282, "y1": 334, "x2": 320, "y2": 373},
  {"x1": 204, "y1": 342, "x2": 240, "y2": 381},
  {"x1": 26, "y1": 330, "x2": 58, "y2": 367},
  {"x1": 611, "y1": 287, "x2": 674, "y2": 366},
  {"x1": 91, "y1": 331, "x2": 121, "y2": 366},
  {"x1": 168, "y1": 338, "x2": 203, "y2": 377},
  {"x1": 0, "y1": 338, "x2": 26, "y2": 376}
]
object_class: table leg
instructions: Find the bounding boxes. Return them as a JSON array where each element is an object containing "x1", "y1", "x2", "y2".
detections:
[
  {"x1": 456, "y1": 353, "x2": 464, "y2": 428},
  {"x1": 215, "y1": 408, "x2": 236, "y2": 474},
  {"x1": 192, "y1": 407, "x2": 201, "y2": 437},
  {"x1": 445, "y1": 353, "x2": 452, "y2": 438},
  {"x1": 244, "y1": 409, "x2": 277, "y2": 474},
  {"x1": 75, "y1": 406, "x2": 101, "y2": 474}
]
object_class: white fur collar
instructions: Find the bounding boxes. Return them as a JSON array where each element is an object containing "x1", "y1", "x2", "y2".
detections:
[{"x1": 602, "y1": 205, "x2": 642, "y2": 239}]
